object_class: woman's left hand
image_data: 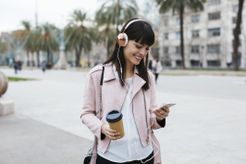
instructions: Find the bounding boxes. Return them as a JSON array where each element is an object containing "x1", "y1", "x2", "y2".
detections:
[{"x1": 153, "y1": 106, "x2": 170, "y2": 120}]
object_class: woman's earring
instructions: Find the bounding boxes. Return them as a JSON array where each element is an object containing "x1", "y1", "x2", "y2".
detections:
[{"x1": 117, "y1": 33, "x2": 128, "y2": 47}]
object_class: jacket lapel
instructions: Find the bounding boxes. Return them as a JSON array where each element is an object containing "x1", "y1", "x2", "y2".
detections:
[
  {"x1": 132, "y1": 74, "x2": 146, "y2": 99},
  {"x1": 103, "y1": 64, "x2": 116, "y2": 82},
  {"x1": 102, "y1": 64, "x2": 127, "y2": 111}
]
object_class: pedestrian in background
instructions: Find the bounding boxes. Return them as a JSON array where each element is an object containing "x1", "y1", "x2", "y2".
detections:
[
  {"x1": 152, "y1": 58, "x2": 162, "y2": 83},
  {"x1": 13, "y1": 60, "x2": 18, "y2": 74},
  {"x1": 13, "y1": 59, "x2": 22, "y2": 74},
  {"x1": 41, "y1": 60, "x2": 47, "y2": 73},
  {"x1": 80, "y1": 18, "x2": 170, "y2": 164}
]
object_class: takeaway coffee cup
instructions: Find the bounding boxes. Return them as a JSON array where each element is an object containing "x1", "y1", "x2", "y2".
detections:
[{"x1": 106, "y1": 110, "x2": 124, "y2": 139}]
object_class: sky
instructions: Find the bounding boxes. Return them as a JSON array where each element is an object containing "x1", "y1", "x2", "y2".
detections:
[
  {"x1": 0, "y1": 0, "x2": 159, "y2": 33},
  {"x1": 0, "y1": 0, "x2": 100, "y2": 32}
]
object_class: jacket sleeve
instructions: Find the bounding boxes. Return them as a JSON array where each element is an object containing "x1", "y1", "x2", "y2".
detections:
[
  {"x1": 148, "y1": 71, "x2": 166, "y2": 129},
  {"x1": 80, "y1": 70, "x2": 104, "y2": 140}
]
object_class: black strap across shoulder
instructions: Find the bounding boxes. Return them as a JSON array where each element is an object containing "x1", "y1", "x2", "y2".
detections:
[{"x1": 100, "y1": 66, "x2": 105, "y2": 86}]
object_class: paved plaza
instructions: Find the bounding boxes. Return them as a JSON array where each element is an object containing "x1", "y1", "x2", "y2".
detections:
[{"x1": 0, "y1": 68, "x2": 246, "y2": 164}]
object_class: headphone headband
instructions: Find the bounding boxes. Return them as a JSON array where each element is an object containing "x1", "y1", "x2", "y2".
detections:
[
  {"x1": 123, "y1": 18, "x2": 145, "y2": 32},
  {"x1": 117, "y1": 18, "x2": 146, "y2": 47}
]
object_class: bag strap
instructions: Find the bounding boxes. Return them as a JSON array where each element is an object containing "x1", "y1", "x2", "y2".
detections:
[
  {"x1": 96, "y1": 65, "x2": 104, "y2": 119},
  {"x1": 100, "y1": 66, "x2": 105, "y2": 86}
]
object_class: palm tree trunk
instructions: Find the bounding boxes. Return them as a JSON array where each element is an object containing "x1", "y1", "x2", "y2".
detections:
[
  {"x1": 179, "y1": 5, "x2": 186, "y2": 69},
  {"x1": 26, "y1": 51, "x2": 30, "y2": 66},
  {"x1": 87, "y1": 54, "x2": 90, "y2": 67},
  {"x1": 47, "y1": 49, "x2": 52, "y2": 68},
  {"x1": 50, "y1": 52, "x2": 53, "y2": 66},
  {"x1": 75, "y1": 46, "x2": 81, "y2": 67},
  {"x1": 36, "y1": 51, "x2": 40, "y2": 67},
  {"x1": 232, "y1": 0, "x2": 244, "y2": 71}
]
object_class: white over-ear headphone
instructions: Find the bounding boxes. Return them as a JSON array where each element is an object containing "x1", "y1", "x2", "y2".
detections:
[{"x1": 117, "y1": 18, "x2": 144, "y2": 47}]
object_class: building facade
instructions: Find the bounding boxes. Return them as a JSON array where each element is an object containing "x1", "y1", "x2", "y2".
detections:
[{"x1": 159, "y1": 0, "x2": 246, "y2": 68}]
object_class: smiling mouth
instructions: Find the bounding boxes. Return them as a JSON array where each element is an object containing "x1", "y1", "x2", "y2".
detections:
[{"x1": 134, "y1": 55, "x2": 142, "y2": 60}]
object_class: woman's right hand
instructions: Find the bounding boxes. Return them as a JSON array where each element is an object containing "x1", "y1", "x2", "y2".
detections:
[{"x1": 101, "y1": 123, "x2": 121, "y2": 140}]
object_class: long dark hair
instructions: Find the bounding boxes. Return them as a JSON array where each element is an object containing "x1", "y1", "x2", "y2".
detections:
[{"x1": 104, "y1": 18, "x2": 155, "y2": 90}]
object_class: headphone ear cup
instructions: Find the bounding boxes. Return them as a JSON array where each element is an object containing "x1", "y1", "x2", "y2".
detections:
[{"x1": 117, "y1": 33, "x2": 128, "y2": 47}]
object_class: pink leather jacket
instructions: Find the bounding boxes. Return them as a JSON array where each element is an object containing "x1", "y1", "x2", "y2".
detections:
[{"x1": 80, "y1": 63, "x2": 166, "y2": 164}]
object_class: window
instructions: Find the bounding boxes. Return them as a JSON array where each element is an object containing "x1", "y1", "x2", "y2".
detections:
[
  {"x1": 191, "y1": 15, "x2": 200, "y2": 23},
  {"x1": 192, "y1": 30, "x2": 200, "y2": 38},
  {"x1": 164, "y1": 33, "x2": 169, "y2": 40},
  {"x1": 176, "y1": 60, "x2": 182, "y2": 67},
  {"x1": 208, "y1": 11, "x2": 221, "y2": 20},
  {"x1": 207, "y1": 44, "x2": 220, "y2": 54},
  {"x1": 207, "y1": 0, "x2": 221, "y2": 6},
  {"x1": 190, "y1": 60, "x2": 200, "y2": 67},
  {"x1": 208, "y1": 28, "x2": 221, "y2": 37},
  {"x1": 191, "y1": 45, "x2": 200, "y2": 54},
  {"x1": 175, "y1": 46, "x2": 180, "y2": 54},
  {"x1": 207, "y1": 60, "x2": 221, "y2": 67},
  {"x1": 164, "y1": 47, "x2": 169, "y2": 54},
  {"x1": 176, "y1": 32, "x2": 180, "y2": 39}
]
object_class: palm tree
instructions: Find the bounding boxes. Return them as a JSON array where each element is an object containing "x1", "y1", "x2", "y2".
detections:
[
  {"x1": 96, "y1": 0, "x2": 138, "y2": 32},
  {"x1": 65, "y1": 10, "x2": 94, "y2": 67},
  {"x1": 155, "y1": 0, "x2": 206, "y2": 69},
  {"x1": 12, "y1": 21, "x2": 42, "y2": 67},
  {"x1": 11, "y1": 29, "x2": 27, "y2": 67},
  {"x1": 29, "y1": 27, "x2": 43, "y2": 67},
  {"x1": 40, "y1": 23, "x2": 59, "y2": 68},
  {"x1": 95, "y1": 0, "x2": 138, "y2": 56},
  {"x1": 20, "y1": 21, "x2": 33, "y2": 66},
  {"x1": 232, "y1": 0, "x2": 245, "y2": 71},
  {"x1": 95, "y1": 23, "x2": 116, "y2": 57}
]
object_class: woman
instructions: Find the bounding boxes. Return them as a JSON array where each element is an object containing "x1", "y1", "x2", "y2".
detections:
[{"x1": 81, "y1": 18, "x2": 170, "y2": 164}]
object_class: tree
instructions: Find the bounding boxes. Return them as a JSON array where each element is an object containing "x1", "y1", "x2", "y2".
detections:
[
  {"x1": 11, "y1": 21, "x2": 32, "y2": 66},
  {"x1": 29, "y1": 27, "x2": 43, "y2": 67},
  {"x1": 11, "y1": 21, "x2": 43, "y2": 67},
  {"x1": 0, "y1": 41, "x2": 7, "y2": 55},
  {"x1": 155, "y1": 0, "x2": 205, "y2": 69},
  {"x1": 0, "y1": 40, "x2": 8, "y2": 65},
  {"x1": 20, "y1": 21, "x2": 33, "y2": 66},
  {"x1": 232, "y1": 0, "x2": 245, "y2": 71},
  {"x1": 40, "y1": 23, "x2": 59, "y2": 68},
  {"x1": 95, "y1": 0, "x2": 138, "y2": 56},
  {"x1": 65, "y1": 10, "x2": 94, "y2": 67}
]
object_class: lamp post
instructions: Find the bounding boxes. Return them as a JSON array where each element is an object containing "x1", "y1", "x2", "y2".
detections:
[
  {"x1": 35, "y1": 0, "x2": 38, "y2": 28},
  {"x1": 54, "y1": 16, "x2": 69, "y2": 69}
]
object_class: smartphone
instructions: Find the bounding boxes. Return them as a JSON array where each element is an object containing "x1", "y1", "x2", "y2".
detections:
[{"x1": 161, "y1": 103, "x2": 176, "y2": 108}]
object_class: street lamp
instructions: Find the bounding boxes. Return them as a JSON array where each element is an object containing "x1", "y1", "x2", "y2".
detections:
[
  {"x1": 53, "y1": 15, "x2": 69, "y2": 69},
  {"x1": 35, "y1": 0, "x2": 39, "y2": 28}
]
